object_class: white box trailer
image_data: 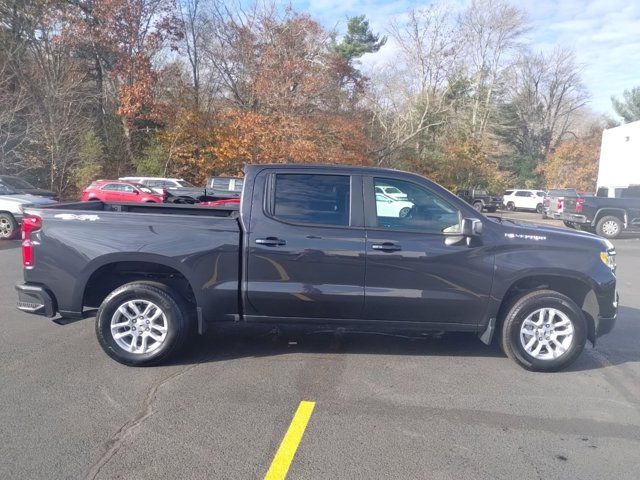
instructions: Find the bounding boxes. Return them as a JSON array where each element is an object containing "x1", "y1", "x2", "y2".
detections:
[{"x1": 596, "y1": 120, "x2": 640, "y2": 197}]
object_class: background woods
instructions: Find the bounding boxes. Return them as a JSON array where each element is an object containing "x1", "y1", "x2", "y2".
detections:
[{"x1": 0, "y1": 0, "x2": 626, "y2": 196}]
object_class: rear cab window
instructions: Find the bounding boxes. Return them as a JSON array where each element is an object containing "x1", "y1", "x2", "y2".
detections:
[{"x1": 270, "y1": 174, "x2": 351, "y2": 227}]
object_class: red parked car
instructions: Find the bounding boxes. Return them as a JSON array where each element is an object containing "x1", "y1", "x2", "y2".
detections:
[
  {"x1": 197, "y1": 198, "x2": 240, "y2": 207},
  {"x1": 81, "y1": 180, "x2": 166, "y2": 203}
]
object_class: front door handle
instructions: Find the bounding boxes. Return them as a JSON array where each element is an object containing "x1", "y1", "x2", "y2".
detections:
[
  {"x1": 255, "y1": 237, "x2": 286, "y2": 247},
  {"x1": 371, "y1": 242, "x2": 402, "y2": 252}
]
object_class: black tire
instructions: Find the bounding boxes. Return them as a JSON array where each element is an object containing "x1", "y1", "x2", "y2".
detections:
[
  {"x1": 0, "y1": 212, "x2": 19, "y2": 240},
  {"x1": 399, "y1": 207, "x2": 411, "y2": 218},
  {"x1": 595, "y1": 215, "x2": 623, "y2": 239},
  {"x1": 95, "y1": 281, "x2": 193, "y2": 366},
  {"x1": 536, "y1": 203, "x2": 543, "y2": 214},
  {"x1": 473, "y1": 201, "x2": 483, "y2": 212},
  {"x1": 563, "y1": 220, "x2": 577, "y2": 229},
  {"x1": 506, "y1": 202, "x2": 516, "y2": 211},
  {"x1": 500, "y1": 289, "x2": 587, "y2": 372}
]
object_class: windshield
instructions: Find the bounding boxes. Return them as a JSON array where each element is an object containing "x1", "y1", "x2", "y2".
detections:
[
  {"x1": 475, "y1": 189, "x2": 488, "y2": 195},
  {"x1": 383, "y1": 186, "x2": 402, "y2": 194},
  {"x1": 0, "y1": 184, "x2": 17, "y2": 195},
  {"x1": 2, "y1": 177, "x2": 35, "y2": 189},
  {"x1": 176, "y1": 180, "x2": 195, "y2": 187}
]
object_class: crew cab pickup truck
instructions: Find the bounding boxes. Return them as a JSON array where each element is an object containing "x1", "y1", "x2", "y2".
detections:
[
  {"x1": 560, "y1": 186, "x2": 640, "y2": 239},
  {"x1": 16, "y1": 165, "x2": 618, "y2": 371}
]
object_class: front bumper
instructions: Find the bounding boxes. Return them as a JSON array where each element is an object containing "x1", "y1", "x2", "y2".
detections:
[
  {"x1": 16, "y1": 283, "x2": 56, "y2": 317},
  {"x1": 595, "y1": 292, "x2": 618, "y2": 337}
]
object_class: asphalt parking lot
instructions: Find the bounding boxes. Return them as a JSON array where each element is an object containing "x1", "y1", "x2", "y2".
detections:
[{"x1": 1, "y1": 213, "x2": 639, "y2": 479}]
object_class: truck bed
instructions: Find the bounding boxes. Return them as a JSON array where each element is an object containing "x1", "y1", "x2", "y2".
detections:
[{"x1": 21, "y1": 200, "x2": 242, "y2": 325}]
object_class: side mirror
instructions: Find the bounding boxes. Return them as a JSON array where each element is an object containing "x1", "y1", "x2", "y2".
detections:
[{"x1": 461, "y1": 218, "x2": 483, "y2": 236}]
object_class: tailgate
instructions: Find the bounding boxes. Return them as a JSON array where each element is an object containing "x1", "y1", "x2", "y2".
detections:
[{"x1": 563, "y1": 197, "x2": 578, "y2": 213}]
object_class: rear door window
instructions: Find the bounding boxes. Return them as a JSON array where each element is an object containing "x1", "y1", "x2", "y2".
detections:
[{"x1": 272, "y1": 174, "x2": 351, "y2": 227}]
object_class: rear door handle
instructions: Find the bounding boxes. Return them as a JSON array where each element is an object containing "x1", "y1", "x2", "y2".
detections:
[
  {"x1": 255, "y1": 237, "x2": 286, "y2": 247},
  {"x1": 371, "y1": 242, "x2": 402, "y2": 252}
]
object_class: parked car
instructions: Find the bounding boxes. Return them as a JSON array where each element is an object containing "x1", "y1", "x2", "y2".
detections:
[
  {"x1": 560, "y1": 185, "x2": 640, "y2": 239},
  {"x1": 120, "y1": 176, "x2": 207, "y2": 202},
  {"x1": 456, "y1": 188, "x2": 501, "y2": 212},
  {"x1": 0, "y1": 175, "x2": 57, "y2": 200},
  {"x1": 16, "y1": 164, "x2": 617, "y2": 372},
  {"x1": 542, "y1": 188, "x2": 578, "y2": 220},
  {"x1": 0, "y1": 183, "x2": 57, "y2": 239},
  {"x1": 375, "y1": 184, "x2": 408, "y2": 201},
  {"x1": 207, "y1": 177, "x2": 244, "y2": 195},
  {"x1": 197, "y1": 198, "x2": 241, "y2": 207},
  {"x1": 81, "y1": 180, "x2": 166, "y2": 203},
  {"x1": 503, "y1": 189, "x2": 546, "y2": 213},
  {"x1": 375, "y1": 192, "x2": 414, "y2": 217}
]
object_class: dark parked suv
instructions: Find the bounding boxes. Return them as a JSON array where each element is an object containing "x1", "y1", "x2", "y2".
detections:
[{"x1": 456, "y1": 188, "x2": 501, "y2": 212}]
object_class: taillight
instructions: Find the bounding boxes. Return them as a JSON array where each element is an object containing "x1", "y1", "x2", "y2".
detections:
[
  {"x1": 576, "y1": 198, "x2": 584, "y2": 213},
  {"x1": 557, "y1": 198, "x2": 563, "y2": 210},
  {"x1": 22, "y1": 215, "x2": 42, "y2": 268}
]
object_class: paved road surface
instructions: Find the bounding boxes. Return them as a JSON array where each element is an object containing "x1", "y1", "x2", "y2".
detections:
[{"x1": 1, "y1": 219, "x2": 639, "y2": 479}]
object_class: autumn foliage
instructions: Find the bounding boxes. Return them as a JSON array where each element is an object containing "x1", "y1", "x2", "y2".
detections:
[
  {"x1": 0, "y1": 0, "x2": 609, "y2": 196},
  {"x1": 536, "y1": 128, "x2": 602, "y2": 192}
]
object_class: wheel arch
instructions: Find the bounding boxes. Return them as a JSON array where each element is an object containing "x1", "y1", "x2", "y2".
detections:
[
  {"x1": 76, "y1": 254, "x2": 200, "y2": 319},
  {"x1": 592, "y1": 208, "x2": 627, "y2": 227},
  {"x1": 494, "y1": 273, "x2": 598, "y2": 344}
]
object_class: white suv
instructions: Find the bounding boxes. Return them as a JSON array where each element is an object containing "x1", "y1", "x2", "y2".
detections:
[{"x1": 503, "y1": 189, "x2": 546, "y2": 213}]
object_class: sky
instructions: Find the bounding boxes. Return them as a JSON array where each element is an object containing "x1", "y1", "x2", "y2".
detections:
[{"x1": 295, "y1": 0, "x2": 640, "y2": 117}]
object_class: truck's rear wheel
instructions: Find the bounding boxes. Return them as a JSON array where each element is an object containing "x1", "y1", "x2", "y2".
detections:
[
  {"x1": 500, "y1": 290, "x2": 586, "y2": 372},
  {"x1": 473, "y1": 201, "x2": 483, "y2": 212},
  {"x1": 95, "y1": 281, "x2": 192, "y2": 366},
  {"x1": 596, "y1": 215, "x2": 622, "y2": 239},
  {"x1": 0, "y1": 213, "x2": 18, "y2": 239}
]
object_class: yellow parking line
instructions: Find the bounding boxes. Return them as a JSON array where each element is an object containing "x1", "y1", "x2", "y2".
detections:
[{"x1": 264, "y1": 401, "x2": 316, "y2": 480}]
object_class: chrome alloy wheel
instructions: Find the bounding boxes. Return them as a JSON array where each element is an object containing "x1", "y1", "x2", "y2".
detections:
[
  {"x1": 519, "y1": 308, "x2": 574, "y2": 360},
  {"x1": 110, "y1": 300, "x2": 168, "y2": 354},
  {"x1": 0, "y1": 217, "x2": 13, "y2": 238},
  {"x1": 601, "y1": 220, "x2": 619, "y2": 237}
]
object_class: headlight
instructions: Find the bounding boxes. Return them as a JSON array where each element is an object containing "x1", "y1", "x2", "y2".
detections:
[{"x1": 600, "y1": 250, "x2": 616, "y2": 271}]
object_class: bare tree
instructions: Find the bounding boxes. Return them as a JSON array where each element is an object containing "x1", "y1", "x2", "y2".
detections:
[
  {"x1": 496, "y1": 48, "x2": 588, "y2": 170},
  {"x1": 369, "y1": 4, "x2": 461, "y2": 165},
  {"x1": 458, "y1": 0, "x2": 527, "y2": 140}
]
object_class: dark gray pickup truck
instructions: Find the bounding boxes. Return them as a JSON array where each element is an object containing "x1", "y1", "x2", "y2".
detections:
[{"x1": 16, "y1": 164, "x2": 618, "y2": 371}]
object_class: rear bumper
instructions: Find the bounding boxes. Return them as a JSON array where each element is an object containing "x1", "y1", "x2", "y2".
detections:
[
  {"x1": 15, "y1": 283, "x2": 56, "y2": 317},
  {"x1": 559, "y1": 212, "x2": 588, "y2": 224}
]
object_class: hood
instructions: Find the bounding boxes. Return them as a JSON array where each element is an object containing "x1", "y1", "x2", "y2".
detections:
[
  {"x1": 0, "y1": 193, "x2": 58, "y2": 206},
  {"x1": 496, "y1": 217, "x2": 612, "y2": 250},
  {"x1": 17, "y1": 188, "x2": 57, "y2": 198}
]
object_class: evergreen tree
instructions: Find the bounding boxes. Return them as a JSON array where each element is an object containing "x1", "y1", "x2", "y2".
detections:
[{"x1": 334, "y1": 15, "x2": 387, "y2": 60}]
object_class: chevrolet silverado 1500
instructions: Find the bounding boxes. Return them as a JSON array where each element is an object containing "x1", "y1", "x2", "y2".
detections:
[{"x1": 16, "y1": 165, "x2": 618, "y2": 371}]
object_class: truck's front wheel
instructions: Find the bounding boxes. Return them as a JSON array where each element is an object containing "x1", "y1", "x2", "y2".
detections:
[
  {"x1": 500, "y1": 290, "x2": 587, "y2": 372},
  {"x1": 95, "y1": 282, "x2": 192, "y2": 366}
]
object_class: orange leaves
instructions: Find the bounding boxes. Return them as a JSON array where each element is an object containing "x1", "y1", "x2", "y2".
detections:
[
  {"x1": 537, "y1": 129, "x2": 601, "y2": 192},
  {"x1": 209, "y1": 109, "x2": 370, "y2": 174}
]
